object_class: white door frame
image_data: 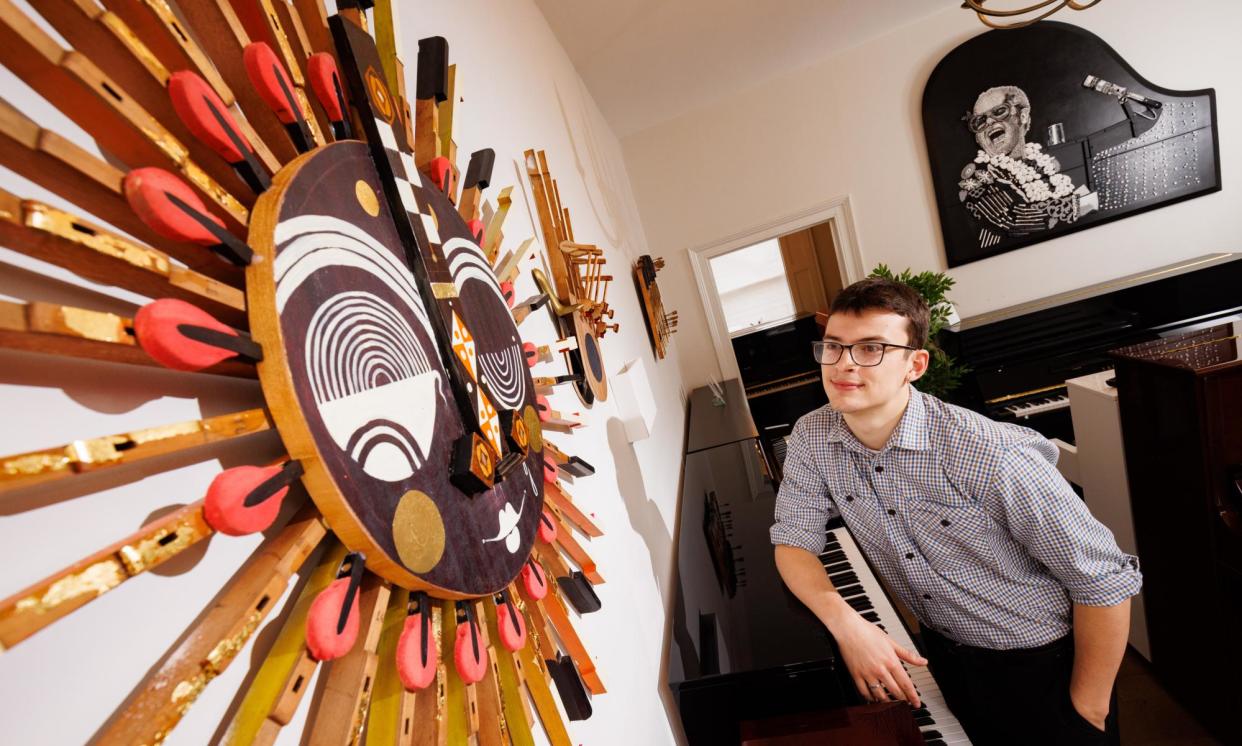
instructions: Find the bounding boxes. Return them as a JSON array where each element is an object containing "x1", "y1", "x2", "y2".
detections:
[{"x1": 687, "y1": 195, "x2": 866, "y2": 382}]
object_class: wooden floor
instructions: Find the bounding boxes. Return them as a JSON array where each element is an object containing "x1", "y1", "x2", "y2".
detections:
[{"x1": 1117, "y1": 649, "x2": 1221, "y2": 745}]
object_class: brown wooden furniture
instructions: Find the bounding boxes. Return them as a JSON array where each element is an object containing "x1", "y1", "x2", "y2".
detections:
[{"x1": 1111, "y1": 318, "x2": 1242, "y2": 744}]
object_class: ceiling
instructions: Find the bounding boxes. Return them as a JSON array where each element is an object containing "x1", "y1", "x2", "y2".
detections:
[{"x1": 534, "y1": 0, "x2": 951, "y2": 138}]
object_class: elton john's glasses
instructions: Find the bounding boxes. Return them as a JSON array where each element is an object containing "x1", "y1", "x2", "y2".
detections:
[
  {"x1": 812, "y1": 340, "x2": 919, "y2": 367},
  {"x1": 964, "y1": 103, "x2": 1016, "y2": 133}
]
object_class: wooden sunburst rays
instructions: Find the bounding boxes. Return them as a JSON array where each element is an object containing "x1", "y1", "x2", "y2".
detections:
[{"x1": 0, "y1": 1, "x2": 612, "y2": 743}]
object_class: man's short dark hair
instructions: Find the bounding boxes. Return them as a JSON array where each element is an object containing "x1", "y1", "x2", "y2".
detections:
[{"x1": 828, "y1": 278, "x2": 930, "y2": 349}]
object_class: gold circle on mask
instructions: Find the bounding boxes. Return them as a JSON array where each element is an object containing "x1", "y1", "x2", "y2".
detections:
[
  {"x1": 522, "y1": 404, "x2": 544, "y2": 453},
  {"x1": 355, "y1": 180, "x2": 380, "y2": 217},
  {"x1": 392, "y1": 490, "x2": 445, "y2": 573}
]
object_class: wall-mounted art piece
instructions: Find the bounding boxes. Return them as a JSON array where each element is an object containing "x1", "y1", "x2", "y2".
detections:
[
  {"x1": 0, "y1": 1, "x2": 609, "y2": 742},
  {"x1": 634, "y1": 255, "x2": 677, "y2": 359},
  {"x1": 923, "y1": 21, "x2": 1220, "y2": 267},
  {"x1": 524, "y1": 149, "x2": 618, "y2": 406}
]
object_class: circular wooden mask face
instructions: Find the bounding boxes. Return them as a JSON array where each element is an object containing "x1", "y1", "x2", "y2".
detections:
[{"x1": 250, "y1": 141, "x2": 543, "y2": 597}]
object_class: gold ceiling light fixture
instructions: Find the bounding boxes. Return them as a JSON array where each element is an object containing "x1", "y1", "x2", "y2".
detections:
[{"x1": 962, "y1": 0, "x2": 1104, "y2": 29}]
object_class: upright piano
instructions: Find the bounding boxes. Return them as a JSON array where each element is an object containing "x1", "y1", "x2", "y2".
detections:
[
  {"x1": 669, "y1": 382, "x2": 970, "y2": 745},
  {"x1": 731, "y1": 314, "x2": 827, "y2": 475},
  {"x1": 939, "y1": 253, "x2": 1242, "y2": 443}
]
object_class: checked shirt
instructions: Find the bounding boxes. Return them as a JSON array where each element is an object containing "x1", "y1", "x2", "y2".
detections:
[{"x1": 771, "y1": 386, "x2": 1142, "y2": 650}]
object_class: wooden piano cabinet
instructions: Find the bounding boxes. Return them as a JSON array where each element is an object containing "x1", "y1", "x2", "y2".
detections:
[{"x1": 1111, "y1": 321, "x2": 1242, "y2": 745}]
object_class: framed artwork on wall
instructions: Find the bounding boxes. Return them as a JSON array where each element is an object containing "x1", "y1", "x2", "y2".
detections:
[{"x1": 922, "y1": 21, "x2": 1221, "y2": 268}]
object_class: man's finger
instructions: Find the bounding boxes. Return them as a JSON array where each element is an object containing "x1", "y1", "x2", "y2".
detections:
[
  {"x1": 878, "y1": 669, "x2": 908, "y2": 704},
  {"x1": 893, "y1": 642, "x2": 929, "y2": 667},
  {"x1": 887, "y1": 664, "x2": 921, "y2": 708},
  {"x1": 852, "y1": 673, "x2": 874, "y2": 703}
]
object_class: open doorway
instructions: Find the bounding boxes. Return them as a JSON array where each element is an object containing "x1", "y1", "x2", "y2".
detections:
[
  {"x1": 708, "y1": 221, "x2": 845, "y2": 336},
  {"x1": 688, "y1": 197, "x2": 864, "y2": 385}
]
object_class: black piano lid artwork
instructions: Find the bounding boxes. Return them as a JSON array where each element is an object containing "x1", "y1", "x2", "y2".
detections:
[{"x1": 923, "y1": 21, "x2": 1221, "y2": 268}]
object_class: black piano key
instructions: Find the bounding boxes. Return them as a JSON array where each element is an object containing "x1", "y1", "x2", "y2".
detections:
[
  {"x1": 824, "y1": 561, "x2": 852, "y2": 574},
  {"x1": 912, "y1": 708, "x2": 930, "y2": 718},
  {"x1": 925, "y1": 740, "x2": 947, "y2": 746},
  {"x1": 915, "y1": 716, "x2": 935, "y2": 726},
  {"x1": 922, "y1": 730, "x2": 943, "y2": 739},
  {"x1": 834, "y1": 584, "x2": 864, "y2": 598},
  {"x1": 861, "y1": 611, "x2": 880, "y2": 623}
]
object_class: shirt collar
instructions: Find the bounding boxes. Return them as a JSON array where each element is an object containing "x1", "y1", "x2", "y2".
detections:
[{"x1": 826, "y1": 385, "x2": 932, "y2": 453}]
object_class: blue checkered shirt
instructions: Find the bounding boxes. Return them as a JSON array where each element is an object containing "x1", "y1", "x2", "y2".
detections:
[{"x1": 771, "y1": 386, "x2": 1142, "y2": 650}]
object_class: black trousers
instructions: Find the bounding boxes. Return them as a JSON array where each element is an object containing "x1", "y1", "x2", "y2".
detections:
[{"x1": 920, "y1": 627, "x2": 1120, "y2": 746}]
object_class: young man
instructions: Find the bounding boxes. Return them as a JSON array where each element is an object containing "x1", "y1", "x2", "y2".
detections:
[{"x1": 771, "y1": 278, "x2": 1140, "y2": 745}]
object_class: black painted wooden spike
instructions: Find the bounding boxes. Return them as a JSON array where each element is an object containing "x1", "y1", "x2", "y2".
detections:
[
  {"x1": 165, "y1": 193, "x2": 254, "y2": 266},
  {"x1": 176, "y1": 324, "x2": 264, "y2": 364},
  {"x1": 242, "y1": 460, "x2": 305, "y2": 507},
  {"x1": 556, "y1": 571, "x2": 602, "y2": 614},
  {"x1": 561, "y1": 456, "x2": 596, "y2": 479},
  {"x1": 416, "y1": 37, "x2": 449, "y2": 102},
  {"x1": 337, "y1": 552, "x2": 367, "y2": 635},
  {"x1": 408, "y1": 591, "x2": 431, "y2": 665},
  {"x1": 546, "y1": 654, "x2": 593, "y2": 721},
  {"x1": 463, "y1": 149, "x2": 495, "y2": 190}
]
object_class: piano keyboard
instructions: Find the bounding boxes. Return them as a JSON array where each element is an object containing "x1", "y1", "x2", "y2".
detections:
[
  {"x1": 744, "y1": 371, "x2": 821, "y2": 400},
  {"x1": 821, "y1": 527, "x2": 972, "y2": 745},
  {"x1": 1002, "y1": 393, "x2": 1069, "y2": 420},
  {"x1": 772, "y1": 436, "x2": 791, "y2": 471}
]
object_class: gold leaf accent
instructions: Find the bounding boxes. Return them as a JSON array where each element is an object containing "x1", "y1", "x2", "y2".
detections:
[
  {"x1": 522, "y1": 405, "x2": 544, "y2": 453},
  {"x1": 15, "y1": 560, "x2": 125, "y2": 614},
  {"x1": 392, "y1": 491, "x2": 445, "y2": 573},
  {"x1": 355, "y1": 179, "x2": 380, "y2": 217},
  {"x1": 59, "y1": 306, "x2": 131, "y2": 344},
  {"x1": 118, "y1": 518, "x2": 201, "y2": 575},
  {"x1": 2, "y1": 451, "x2": 72, "y2": 478}
]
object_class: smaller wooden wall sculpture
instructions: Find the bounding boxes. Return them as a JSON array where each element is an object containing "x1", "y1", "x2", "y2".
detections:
[{"x1": 634, "y1": 255, "x2": 676, "y2": 359}]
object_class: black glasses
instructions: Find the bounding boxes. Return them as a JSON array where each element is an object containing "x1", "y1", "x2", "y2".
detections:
[
  {"x1": 964, "y1": 103, "x2": 1016, "y2": 133},
  {"x1": 813, "y1": 340, "x2": 918, "y2": 367}
]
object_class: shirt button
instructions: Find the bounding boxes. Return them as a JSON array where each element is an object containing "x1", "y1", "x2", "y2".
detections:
[
  {"x1": 845, "y1": 495, "x2": 854, "y2": 502},
  {"x1": 923, "y1": 594, "x2": 932, "y2": 600},
  {"x1": 941, "y1": 519, "x2": 951, "y2": 527},
  {"x1": 905, "y1": 552, "x2": 914, "y2": 560},
  {"x1": 874, "y1": 465, "x2": 884, "y2": 473},
  {"x1": 887, "y1": 509, "x2": 896, "y2": 516}
]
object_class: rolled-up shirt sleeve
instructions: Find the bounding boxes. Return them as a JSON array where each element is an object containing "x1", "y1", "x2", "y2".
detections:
[
  {"x1": 770, "y1": 420, "x2": 837, "y2": 554},
  {"x1": 990, "y1": 437, "x2": 1142, "y2": 606}
]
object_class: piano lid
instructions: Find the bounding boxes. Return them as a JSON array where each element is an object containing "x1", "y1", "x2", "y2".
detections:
[
  {"x1": 670, "y1": 438, "x2": 837, "y2": 688},
  {"x1": 687, "y1": 379, "x2": 760, "y2": 453},
  {"x1": 952, "y1": 252, "x2": 1238, "y2": 332}
]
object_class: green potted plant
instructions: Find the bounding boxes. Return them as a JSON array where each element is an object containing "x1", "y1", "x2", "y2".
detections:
[{"x1": 868, "y1": 264, "x2": 968, "y2": 400}]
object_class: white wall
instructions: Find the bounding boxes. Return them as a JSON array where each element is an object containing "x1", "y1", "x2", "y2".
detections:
[
  {"x1": 622, "y1": 0, "x2": 1242, "y2": 390},
  {"x1": 0, "y1": 1, "x2": 686, "y2": 744}
]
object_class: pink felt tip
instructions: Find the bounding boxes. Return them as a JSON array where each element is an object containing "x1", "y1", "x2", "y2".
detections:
[
  {"x1": 169, "y1": 71, "x2": 253, "y2": 164},
  {"x1": 538, "y1": 509, "x2": 558, "y2": 544},
  {"x1": 306, "y1": 577, "x2": 360, "y2": 661},
  {"x1": 307, "y1": 53, "x2": 346, "y2": 122},
  {"x1": 134, "y1": 298, "x2": 239, "y2": 371},
  {"x1": 203, "y1": 464, "x2": 287, "y2": 535},
  {"x1": 497, "y1": 603, "x2": 527, "y2": 652},
  {"x1": 396, "y1": 612, "x2": 438, "y2": 690},
  {"x1": 521, "y1": 561, "x2": 548, "y2": 601},
  {"x1": 454, "y1": 619, "x2": 488, "y2": 685},
  {"x1": 124, "y1": 168, "x2": 226, "y2": 246}
]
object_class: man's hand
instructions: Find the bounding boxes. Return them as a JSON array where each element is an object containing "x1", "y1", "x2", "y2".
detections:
[
  {"x1": 1070, "y1": 689, "x2": 1108, "y2": 731},
  {"x1": 772, "y1": 545, "x2": 926, "y2": 707},
  {"x1": 827, "y1": 599, "x2": 927, "y2": 707}
]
